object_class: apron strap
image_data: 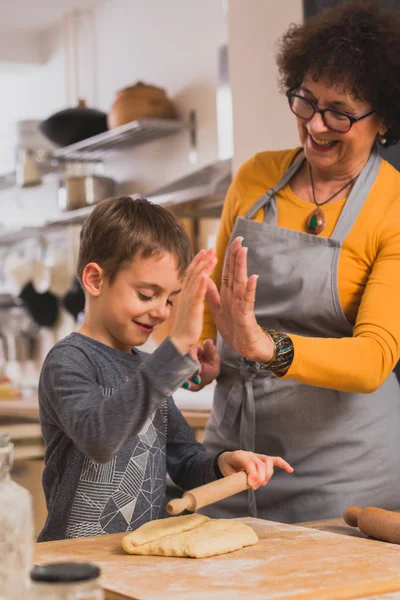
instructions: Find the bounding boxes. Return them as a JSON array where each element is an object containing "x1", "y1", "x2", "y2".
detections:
[
  {"x1": 242, "y1": 378, "x2": 258, "y2": 517},
  {"x1": 244, "y1": 152, "x2": 305, "y2": 221},
  {"x1": 244, "y1": 146, "x2": 381, "y2": 240},
  {"x1": 220, "y1": 360, "x2": 272, "y2": 518},
  {"x1": 331, "y1": 146, "x2": 381, "y2": 243}
]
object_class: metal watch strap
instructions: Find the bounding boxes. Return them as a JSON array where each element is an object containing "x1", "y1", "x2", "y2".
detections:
[{"x1": 259, "y1": 329, "x2": 294, "y2": 372}]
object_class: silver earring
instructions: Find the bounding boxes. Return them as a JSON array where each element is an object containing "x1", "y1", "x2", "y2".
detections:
[{"x1": 379, "y1": 134, "x2": 387, "y2": 146}]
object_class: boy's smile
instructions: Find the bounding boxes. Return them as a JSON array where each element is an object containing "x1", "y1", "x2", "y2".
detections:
[{"x1": 81, "y1": 251, "x2": 183, "y2": 353}]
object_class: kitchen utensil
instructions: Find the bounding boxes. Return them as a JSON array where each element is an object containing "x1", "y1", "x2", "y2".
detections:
[
  {"x1": 343, "y1": 505, "x2": 400, "y2": 544},
  {"x1": 32, "y1": 239, "x2": 52, "y2": 295},
  {"x1": 5, "y1": 252, "x2": 34, "y2": 294},
  {"x1": 0, "y1": 306, "x2": 38, "y2": 386},
  {"x1": 19, "y1": 282, "x2": 59, "y2": 328},
  {"x1": 62, "y1": 277, "x2": 85, "y2": 320},
  {"x1": 15, "y1": 148, "x2": 41, "y2": 188},
  {"x1": 108, "y1": 82, "x2": 176, "y2": 129},
  {"x1": 49, "y1": 252, "x2": 71, "y2": 297},
  {"x1": 58, "y1": 174, "x2": 115, "y2": 212},
  {"x1": 40, "y1": 99, "x2": 108, "y2": 147},
  {"x1": 15, "y1": 119, "x2": 55, "y2": 153},
  {"x1": 166, "y1": 471, "x2": 249, "y2": 515}
]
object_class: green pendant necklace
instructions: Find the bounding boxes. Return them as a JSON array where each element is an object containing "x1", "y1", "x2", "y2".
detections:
[{"x1": 306, "y1": 164, "x2": 359, "y2": 235}]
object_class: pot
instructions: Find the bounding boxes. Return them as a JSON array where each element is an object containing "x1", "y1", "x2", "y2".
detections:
[
  {"x1": 40, "y1": 99, "x2": 108, "y2": 147},
  {"x1": 58, "y1": 174, "x2": 115, "y2": 212},
  {"x1": 108, "y1": 81, "x2": 176, "y2": 129}
]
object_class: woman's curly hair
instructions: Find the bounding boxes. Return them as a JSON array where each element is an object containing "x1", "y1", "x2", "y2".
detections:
[{"x1": 276, "y1": 0, "x2": 400, "y2": 146}]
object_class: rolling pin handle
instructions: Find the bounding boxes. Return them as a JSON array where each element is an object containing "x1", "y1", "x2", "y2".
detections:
[
  {"x1": 343, "y1": 506, "x2": 363, "y2": 527},
  {"x1": 166, "y1": 493, "x2": 196, "y2": 516}
]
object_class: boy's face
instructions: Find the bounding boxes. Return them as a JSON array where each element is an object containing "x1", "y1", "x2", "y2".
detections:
[{"x1": 98, "y1": 252, "x2": 183, "y2": 352}]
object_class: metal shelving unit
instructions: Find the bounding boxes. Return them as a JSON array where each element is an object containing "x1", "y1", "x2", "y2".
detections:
[
  {"x1": 46, "y1": 205, "x2": 95, "y2": 226},
  {"x1": 0, "y1": 209, "x2": 95, "y2": 247},
  {"x1": 0, "y1": 116, "x2": 194, "y2": 245},
  {"x1": 0, "y1": 117, "x2": 189, "y2": 191},
  {"x1": 53, "y1": 118, "x2": 188, "y2": 161},
  {"x1": 0, "y1": 226, "x2": 43, "y2": 247}
]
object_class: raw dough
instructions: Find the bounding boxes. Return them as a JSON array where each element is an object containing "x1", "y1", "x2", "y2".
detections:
[
  {"x1": 122, "y1": 517, "x2": 258, "y2": 559},
  {"x1": 121, "y1": 514, "x2": 209, "y2": 551}
]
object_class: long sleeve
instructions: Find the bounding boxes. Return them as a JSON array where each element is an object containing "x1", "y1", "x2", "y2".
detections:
[
  {"x1": 283, "y1": 217, "x2": 400, "y2": 392},
  {"x1": 39, "y1": 338, "x2": 198, "y2": 463},
  {"x1": 166, "y1": 398, "x2": 221, "y2": 489}
]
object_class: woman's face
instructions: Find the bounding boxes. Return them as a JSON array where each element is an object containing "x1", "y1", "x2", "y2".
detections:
[{"x1": 294, "y1": 76, "x2": 386, "y2": 176}]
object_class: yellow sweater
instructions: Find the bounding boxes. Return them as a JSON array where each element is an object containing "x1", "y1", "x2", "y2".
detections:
[{"x1": 202, "y1": 148, "x2": 400, "y2": 393}]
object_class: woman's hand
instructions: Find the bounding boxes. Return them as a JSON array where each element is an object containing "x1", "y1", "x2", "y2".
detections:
[
  {"x1": 170, "y1": 249, "x2": 217, "y2": 356},
  {"x1": 182, "y1": 340, "x2": 220, "y2": 391},
  {"x1": 206, "y1": 236, "x2": 274, "y2": 363},
  {"x1": 217, "y1": 450, "x2": 294, "y2": 489}
]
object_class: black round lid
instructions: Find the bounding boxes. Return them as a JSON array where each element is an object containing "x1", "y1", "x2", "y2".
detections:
[{"x1": 31, "y1": 562, "x2": 100, "y2": 583}]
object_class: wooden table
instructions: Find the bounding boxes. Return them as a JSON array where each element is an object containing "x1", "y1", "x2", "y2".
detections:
[
  {"x1": 0, "y1": 395, "x2": 40, "y2": 419},
  {"x1": 35, "y1": 516, "x2": 400, "y2": 600}
]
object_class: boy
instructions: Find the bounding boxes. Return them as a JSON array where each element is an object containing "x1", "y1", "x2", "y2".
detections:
[{"x1": 38, "y1": 196, "x2": 292, "y2": 541}]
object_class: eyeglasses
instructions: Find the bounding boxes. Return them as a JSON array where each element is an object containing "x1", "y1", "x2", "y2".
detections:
[{"x1": 286, "y1": 91, "x2": 376, "y2": 133}]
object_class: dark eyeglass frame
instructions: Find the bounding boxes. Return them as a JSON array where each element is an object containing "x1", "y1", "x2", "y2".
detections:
[{"x1": 286, "y1": 91, "x2": 376, "y2": 133}]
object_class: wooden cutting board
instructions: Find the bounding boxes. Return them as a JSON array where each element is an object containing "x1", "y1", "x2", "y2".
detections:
[{"x1": 35, "y1": 517, "x2": 400, "y2": 600}]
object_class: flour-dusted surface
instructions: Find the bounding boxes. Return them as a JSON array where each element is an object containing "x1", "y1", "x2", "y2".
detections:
[{"x1": 36, "y1": 517, "x2": 400, "y2": 600}]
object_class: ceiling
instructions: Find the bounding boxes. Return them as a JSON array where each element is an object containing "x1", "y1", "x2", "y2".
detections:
[{"x1": 0, "y1": 0, "x2": 102, "y2": 33}]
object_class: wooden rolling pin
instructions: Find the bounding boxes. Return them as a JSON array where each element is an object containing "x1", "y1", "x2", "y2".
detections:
[
  {"x1": 343, "y1": 506, "x2": 400, "y2": 544},
  {"x1": 166, "y1": 471, "x2": 249, "y2": 515}
]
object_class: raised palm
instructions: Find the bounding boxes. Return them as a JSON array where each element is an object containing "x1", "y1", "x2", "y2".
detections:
[{"x1": 206, "y1": 237, "x2": 273, "y2": 363}]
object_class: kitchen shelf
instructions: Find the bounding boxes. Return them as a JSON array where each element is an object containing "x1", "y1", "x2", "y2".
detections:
[
  {"x1": 46, "y1": 205, "x2": 95, "y2": 226},
  {"x1": 0, "y1": 226, "x2": 43, "y2": 247},
  {"x1": 0, "y1": 214, "x2": 92, "y2": 247},
  {"x1": 53, "y1": 118, "x2": 188, "y2": 161},
  {"x1": 0, "y1": 118, "x2": 189, "y2": 191},
  {"x1": 0, "y1": 116, "x2": 197, "y2": 244}
]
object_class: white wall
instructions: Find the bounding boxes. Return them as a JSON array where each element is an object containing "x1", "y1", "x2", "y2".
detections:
[
  {"x1": 0, "y1": 0, "x2": 227, "y2": 228},
  {"x1": 228, "y1": 0, "x2": 303, "y2": 172}
]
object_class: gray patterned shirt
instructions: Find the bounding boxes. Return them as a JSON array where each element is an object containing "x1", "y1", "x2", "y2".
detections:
[{"x1": 38, "y1": 333, "x2": 218, "y2": 542}]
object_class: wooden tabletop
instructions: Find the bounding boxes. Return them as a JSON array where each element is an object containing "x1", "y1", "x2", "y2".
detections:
[
  {"x1": 35, "y1": 516, "x2": 400, "y2": 600},
  {"x1": 300, "y1": 516, "x2": 368, "y2": 538},
  {"x1": 0, "y1": 395, "x2": 39, "y2": 419}
]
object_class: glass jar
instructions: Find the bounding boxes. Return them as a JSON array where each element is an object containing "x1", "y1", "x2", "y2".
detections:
[
  {"x1": 30, "y1": 562, "x2": 104, "y2": 600},
  {"x1": 0, "y1": 432, "x2": 34, "y2": 600}
]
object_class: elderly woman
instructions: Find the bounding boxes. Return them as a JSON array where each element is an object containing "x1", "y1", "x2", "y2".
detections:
[{"x1": 196, "y1": 0, "x2": 400, "y2": 523}]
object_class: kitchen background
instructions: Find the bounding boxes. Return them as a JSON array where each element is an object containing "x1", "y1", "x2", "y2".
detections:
[{"x1": 0, "y1": 0, "x2": 311, "y2": 536}]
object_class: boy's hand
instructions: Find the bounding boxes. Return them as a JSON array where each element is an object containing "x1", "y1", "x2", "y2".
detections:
[
  {"x1": 170, "y1": 249, "x2": 217, "y2": 357},
  {"x1": 182, "y1": 340, "x2": 220, "y2": 390},
  {"x1": 217, "y1": 450, "x2": 294, "y2": 490}
]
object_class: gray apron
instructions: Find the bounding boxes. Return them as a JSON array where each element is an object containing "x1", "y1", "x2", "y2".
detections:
[{"x1": 204, "y1": 147, "x2": 400, "y2": 523}]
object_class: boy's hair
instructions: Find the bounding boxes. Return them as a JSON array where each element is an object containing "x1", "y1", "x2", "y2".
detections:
[{"x1": 77, "y1": 196, "x2": 193, "y2": 284}]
